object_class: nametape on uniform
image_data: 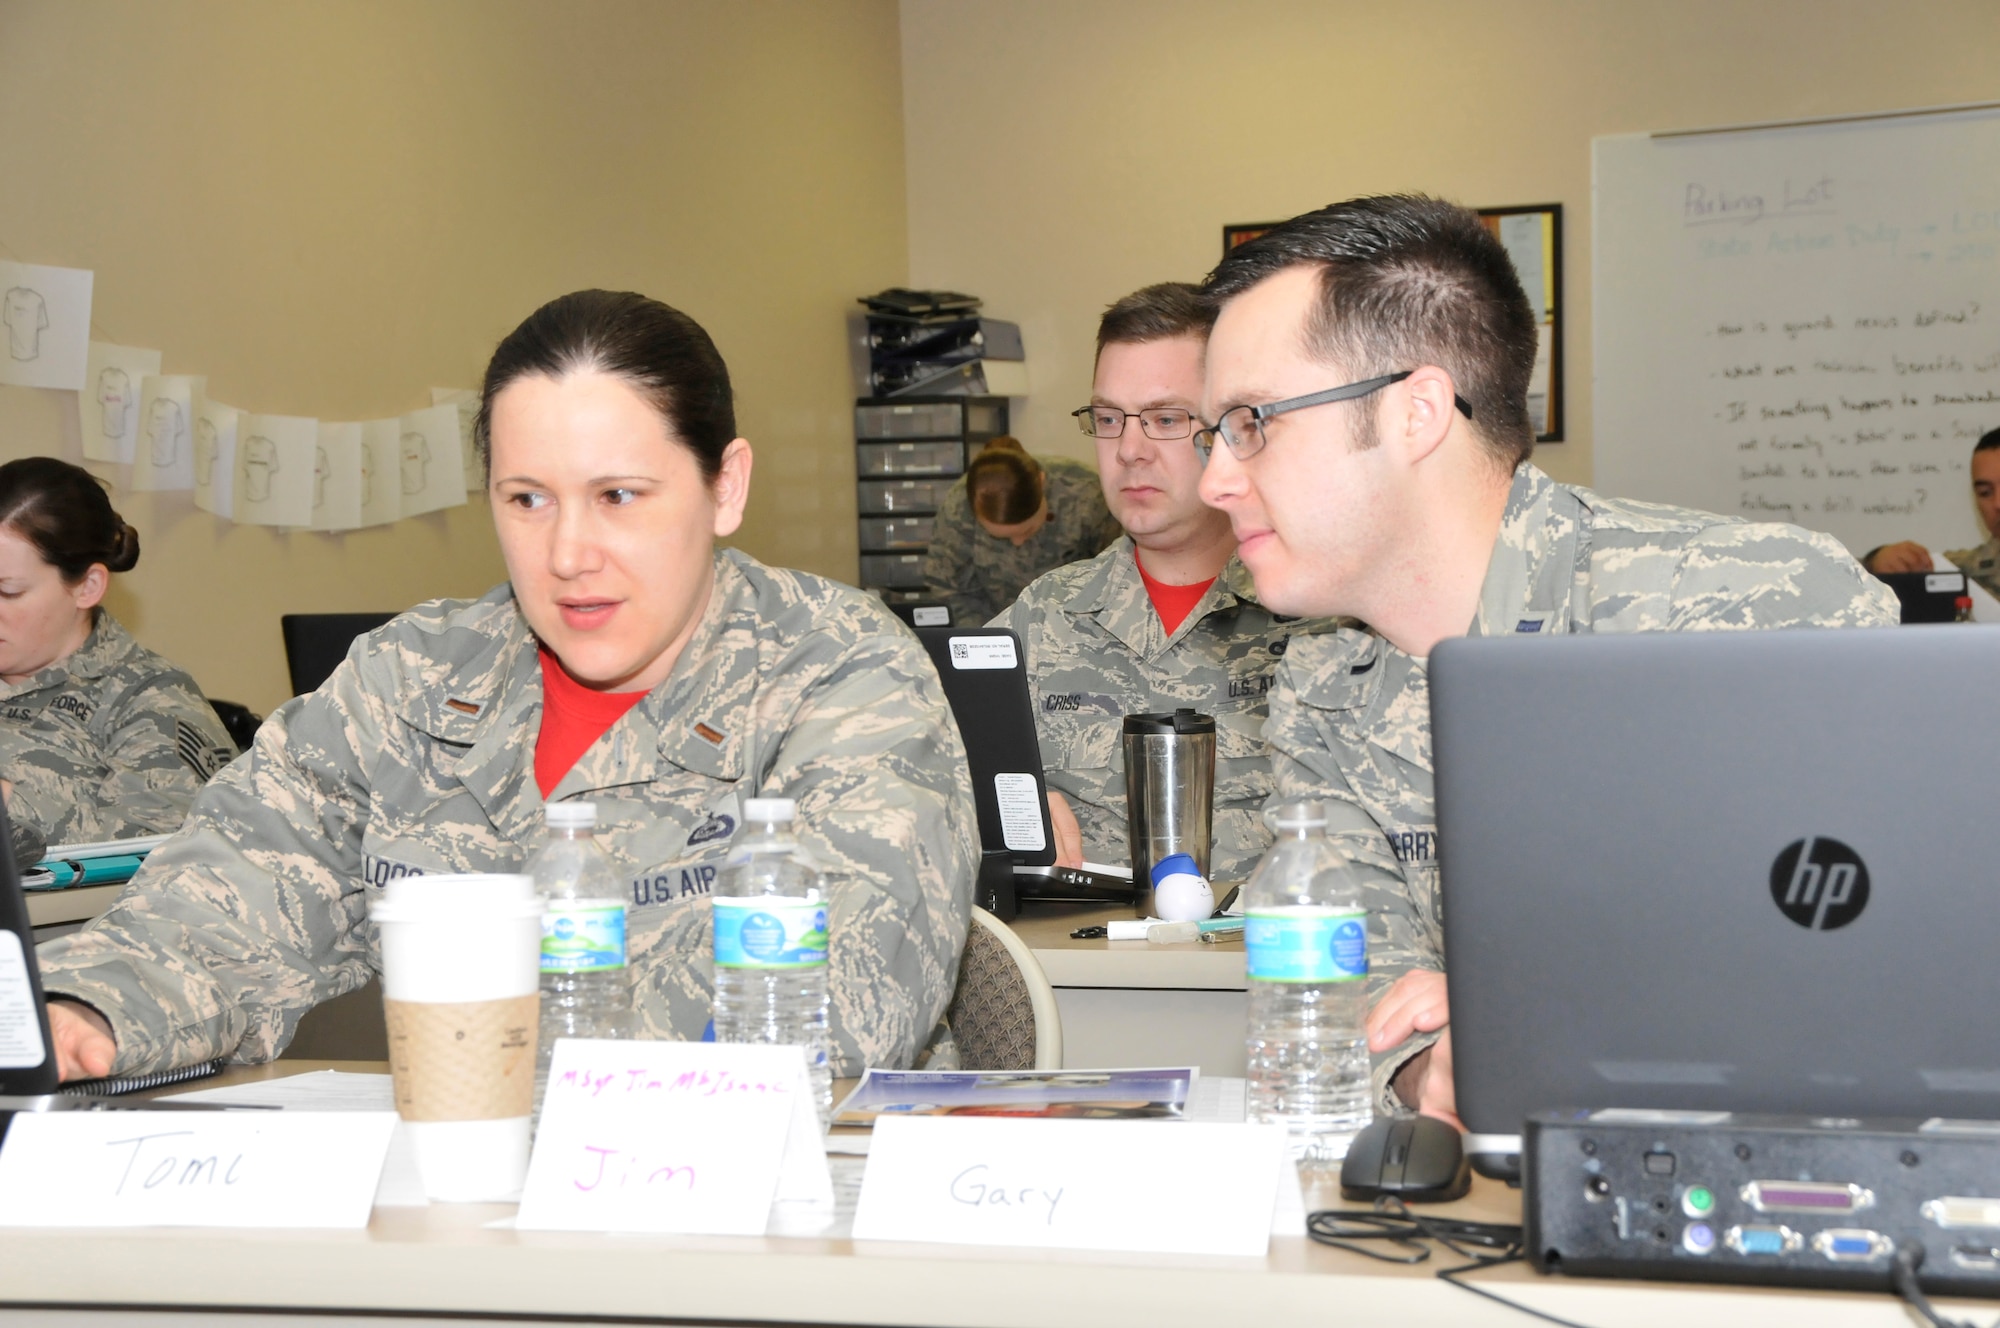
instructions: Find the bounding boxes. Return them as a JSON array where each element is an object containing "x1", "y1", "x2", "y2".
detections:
[
  {"x1": 516, "y1": 1039, "x2": 832, "y2": 1234},
  {"x1": 852, "y1": 1116, "x2": 1295, "y2": 1257},
  {"x1": 0, "y1": 1110, "x2": 396, "y2": 1228},
  {"x1": 946, "y1": 635, "x2": 1017, "y2": 670},
  {"x1": 992, "y1": 773, "x2": 1046, "y2": 853}
]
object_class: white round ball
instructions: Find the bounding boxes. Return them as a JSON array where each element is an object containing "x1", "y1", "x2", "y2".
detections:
[{"x1": 1152, "y1": 871, "x2": 1214, "y2": 923}]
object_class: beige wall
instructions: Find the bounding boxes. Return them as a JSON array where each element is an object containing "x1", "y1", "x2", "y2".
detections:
[
  {"x1": 901, "y1": 0, "x2": 2000, "y2": 486},
  {"x1": 0, "y1": 0, "x2": 907, "y2": 715}
]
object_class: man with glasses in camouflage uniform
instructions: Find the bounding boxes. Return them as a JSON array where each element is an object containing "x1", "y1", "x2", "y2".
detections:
[
  {"x1": 989, "y1": 284, "x2": 1332, "y2": 885},
  {"x1": 1195, "y1": 196, "x2": 1899, "y2": 1125}
]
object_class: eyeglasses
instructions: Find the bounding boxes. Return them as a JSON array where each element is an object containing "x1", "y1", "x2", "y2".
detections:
[
  {"x1": 1193, "y1": 370, "x2": 1474, "y2": 462},
  {"x1": 1070, "y1": 405, "x2": 1199, "y2": 441}
]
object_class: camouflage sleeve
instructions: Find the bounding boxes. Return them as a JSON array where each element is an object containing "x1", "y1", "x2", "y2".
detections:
[
  {"x1": 921, "y1": 480, "x2": 994, "y2": 627},
  {"x1": 1665, "y1": 523, "x2": 1901, "y2": 629},
  {"x1": 1264, "y1": 656, "x2": 1440, "y2": 1111},
  {"x1": 33, "y1": 665, "x2": 388, "y2": 1075},
  {"x1": 759, "y1": 629, "x2": 978, "y2": 1075}
]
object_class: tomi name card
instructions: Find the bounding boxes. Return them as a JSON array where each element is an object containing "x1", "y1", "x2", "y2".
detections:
[
  {"x1": 852, "y1": 1116, "x2": 1293, "y2": 1257},
  {"x1": 0, "y1": 1110, "x2": 396, "y2": 1228},
  {"x1": 517, "y1": 1039, "x2": 832, "y2": 1235}
]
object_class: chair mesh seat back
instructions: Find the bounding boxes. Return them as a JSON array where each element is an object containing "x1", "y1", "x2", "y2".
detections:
[{"x1": 948, "y1": 918, "x2": 1038, "y2": 1071}]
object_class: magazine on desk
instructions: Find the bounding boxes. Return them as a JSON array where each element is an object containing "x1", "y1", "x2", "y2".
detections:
[{"x1": 831, "y1": 1067, "x2": 1197, "y2": 1128}]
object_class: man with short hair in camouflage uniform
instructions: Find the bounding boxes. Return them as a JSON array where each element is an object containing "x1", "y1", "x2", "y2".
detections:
[
  {"x1": 0, "y1": 613, "x2": 235, "y2": 857},
  {"x1": 924, "y1": 442, "x2": 1122, "y2": 626},
  {"x1": 1862, "y1": 426, "x2": 2000, "y2": 598},
  {"x1": 991, "y1": 283, "x2": 1334, "y2": 883},
  {"x1": 1197, "y1": 196, "x2": 1899, "y2": 1123}
]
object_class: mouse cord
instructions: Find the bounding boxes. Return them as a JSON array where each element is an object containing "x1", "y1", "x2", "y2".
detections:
[{"x1": 1893, "y1": 1244, "x2": 1999, "y2": 1328}]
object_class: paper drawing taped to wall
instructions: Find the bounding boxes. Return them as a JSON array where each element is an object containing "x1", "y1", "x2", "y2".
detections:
[
  {"x1": 233, "y1": 414, "x2": 316, "y2": 526},
  {"x1": 0, "y1": 261, "x2": 91, "y2": 389},
  {"x1": 192, "y1": 396, "x2": 239, "y2": 518},
  {"x1": 80, "y1": 342, "x2": 162, "y2": 464},
  {"x1": 310, "y1": 422, "x2": 364, "y2": 532},
  {"x1": 398, "y1": 431, "x2": 428, "y2": 495},
  {"x1": 395, "y1": 402, "x2": 468, "y2": 516},
  {"x1": 4, "y1": 287, "x2": 48, "y2": 360},
  {"x1": 129, "y1": 375, "x2": 204, "y2": 492}
]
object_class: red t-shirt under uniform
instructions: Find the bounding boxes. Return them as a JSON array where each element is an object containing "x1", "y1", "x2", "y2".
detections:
[
  {"x1": 534, "y1": 647, "x2": 648, "y2": 797},
  {"x1": 1135, "y1": 554, "x2": 1216, "y2": 636}
]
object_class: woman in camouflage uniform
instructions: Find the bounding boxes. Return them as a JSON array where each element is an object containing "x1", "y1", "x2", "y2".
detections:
[
  {"x1": 43, "y1": 291, "x2": 978, "y2": 1083},
  {"x1": 0, "y1": 457, "x2": 233, "y2": 864}
]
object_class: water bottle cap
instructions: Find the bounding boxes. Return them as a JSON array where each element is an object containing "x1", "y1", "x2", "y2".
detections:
[
  {"x1": 743, "y1": 797, "x2": 797, "y2": 823},
  {"x1": 544, "y1": 800, "x2": 598, "y2": 829},
  {"x1": 1265, "y1": 799, "x2": 1328, "y2": 831}
]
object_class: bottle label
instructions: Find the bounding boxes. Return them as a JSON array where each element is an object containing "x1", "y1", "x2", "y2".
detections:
[
  {"x1": 713, "y1": 898, "x2": 828, "y2": 969},
  {"x1": 540, "y1": 902, "x2": 628, "y2": 973},
  {"x1": 1244, "y1": 907, "x2": 1367, "y2": 983}
]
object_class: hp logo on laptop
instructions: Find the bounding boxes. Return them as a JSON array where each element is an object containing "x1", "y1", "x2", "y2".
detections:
[{"x1": 1769, "y1": 837, "x2": 1870, "y2": 931}]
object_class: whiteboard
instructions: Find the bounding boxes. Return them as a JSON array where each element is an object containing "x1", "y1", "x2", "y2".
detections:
[{"x1": 1594, "y1": 111, "x2": 2000, "y2": 556}]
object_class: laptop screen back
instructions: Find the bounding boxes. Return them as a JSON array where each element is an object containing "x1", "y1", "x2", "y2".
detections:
[
  {"x1": 1431, "y1": 626, "x2": 2000, "y2": 1136},
  {"x1": 0, "y1": 798, "x2": 61, "y2": 1096},
  {"x1": 916, "y1": 627, "x2": 1058, "y2": 865}
]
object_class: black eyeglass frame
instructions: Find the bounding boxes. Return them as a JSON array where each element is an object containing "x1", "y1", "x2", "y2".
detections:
[
  {"x1": 1069, "y1": 405, "x2": 1200, "y2": 441},
  {"x1": 1195, "y1": 370, "x2": 1474, "y2": 461}
]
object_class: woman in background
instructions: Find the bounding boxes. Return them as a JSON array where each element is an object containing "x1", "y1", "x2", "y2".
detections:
[
  {"x1": 0, "y1": 458, "x2": 235, "y2": 863},
  {"x1": 921, "y1": 436, "x2": 1120, "y2": 625}
]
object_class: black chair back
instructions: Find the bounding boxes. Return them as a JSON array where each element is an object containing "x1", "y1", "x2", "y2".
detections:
[{"x1": 280, "y1": 612, "x2": 399, "y2": 697}]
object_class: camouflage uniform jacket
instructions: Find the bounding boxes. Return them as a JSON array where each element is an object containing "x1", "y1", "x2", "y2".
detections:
[
  {"x1": 38, "y1": 550, "x2": 979, "y2": 1078},
  {"x1": 990, "y1": 538, "x2": 1337, "y2": 883},
  {"x1": 923, "y1": 455, "x2": 1123, "y2": 625},
  {"x1": 1265, "y1": 462, "x2": 1900, "y2": 1107},
  {"x1": 0, "y1": 610, "x2": 233, "y2": 846},
  {"x1": 1943, "y1": 534, "x2": 2000, "y2": 600}
]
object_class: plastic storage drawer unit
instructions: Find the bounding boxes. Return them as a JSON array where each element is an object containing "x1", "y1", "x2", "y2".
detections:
[
  {"x1": 857, "y1": 479, "x2": 951, "y2": 514},
  {"x1": 859, "y1": 554, "x2": 927, "y2": 590},
  {"x1": 856, "y1": 441, "x2": 966, "y2": 478},
  {"x1": 859, "y1": 516, "x2": 936, "y2": 552}
]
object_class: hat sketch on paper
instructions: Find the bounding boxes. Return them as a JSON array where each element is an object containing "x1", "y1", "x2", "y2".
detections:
[{"x1": 3, "y1": 287, "x2": 48, "y2": 361}]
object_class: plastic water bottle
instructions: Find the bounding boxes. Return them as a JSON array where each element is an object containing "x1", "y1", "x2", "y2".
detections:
[
  {"x1": 1243, "y1": 799, "x2": 1373, "y2": 1162},
  {"x1": 712, "y1": 798, "x2": 832, "y2": 1120},
  {"x1": 530, "y1": 801, "x2": 630, "y2": 1101}
]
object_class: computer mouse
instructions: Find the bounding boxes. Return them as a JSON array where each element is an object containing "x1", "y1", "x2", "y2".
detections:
[{"x1": 1339, "y1": 1115, "x2": 1471, "y2": 1203}]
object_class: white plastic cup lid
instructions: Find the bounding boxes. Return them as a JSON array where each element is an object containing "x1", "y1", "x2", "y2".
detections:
[
  {"x1": 544, "y1": 800, "x2": 598, "y2": 829},
  {"x1": 743, "y1": 797, "x2": 797, "y2": 823},
  {"x1": 370, "y1": 873, "x2": 540, "y2": 921}
]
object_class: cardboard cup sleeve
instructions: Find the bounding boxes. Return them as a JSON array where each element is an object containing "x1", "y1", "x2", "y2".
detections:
[{"x1": 383, "y1": 993, "x2": 539, "y2": 1122}]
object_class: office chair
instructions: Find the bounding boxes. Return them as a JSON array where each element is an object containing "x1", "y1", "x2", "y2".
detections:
[
  {"x1": 945, "y1": 907, "x2": 1064, "y2": 1071},
  {"x1": 280, "y1": 612, "x2": 399, "y2": 697}
]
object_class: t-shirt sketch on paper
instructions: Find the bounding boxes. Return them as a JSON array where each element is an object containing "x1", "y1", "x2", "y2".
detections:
[
  {"x1": 2, "y1": 287, "x2": 48, "y2": 361},
  {"x1": 97, "y1": 367, "x2": 132, "y2": 437},
  {"x1": 195, "y1": 418, "x2": 218, "y2": 485},
  {"x1": 313, "y1": 445, "x2": 330, "y2": 509},
  {"x1": 399, "y1": 431, "x2": 430, "y2": 495},
  {"x1": 144, "y1": 398, "x2": 185, "y2": 467},
  {"x1": 241, "y1": 436, "x2": 279, "y2": 504},
  {"x1": 359, "y1": 445, "x2": 374, "y2": 508}
]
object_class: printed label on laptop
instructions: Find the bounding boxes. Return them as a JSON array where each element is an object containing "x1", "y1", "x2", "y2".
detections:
[
  {"x1": 947, "y1": 635, "x2": 1018, "y2": 670},
  {"x1": 713, "y1": 898, "x2": 828, "y2": 969},
  {"x1": 1244, "y1": 907, "x2": 1367, "y2": 983},
  {"x1": 0, "y1": 931, "x2": 48, "y2": 1069},
  {"x1": 993, "y1": 772, "x2": 1047, "y2": 853}
]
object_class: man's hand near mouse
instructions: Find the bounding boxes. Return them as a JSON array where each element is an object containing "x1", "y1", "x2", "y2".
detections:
[{"x1": 1366, "y1": 969, "x2": 1463, "y2": 1131}]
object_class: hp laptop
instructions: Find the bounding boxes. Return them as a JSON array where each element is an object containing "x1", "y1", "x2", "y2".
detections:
[
  {"x1": 916, "y1": 627, "x2": 1137, "y2": 919},
  {"x1": 1430, "y1": 626, "x2": 2000, "y2": 1178}
]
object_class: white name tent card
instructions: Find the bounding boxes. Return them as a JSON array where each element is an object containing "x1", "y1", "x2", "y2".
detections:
[
  {"x1": 0, "y1": 1110, "x2": 396, "y2": 1228},
  {"x1": 516, "y1": 1039, "x2": 832, "y2": 1235},
  {"x1": 852, "y1": 1116, "x2": 1294, "y2": 1257}
]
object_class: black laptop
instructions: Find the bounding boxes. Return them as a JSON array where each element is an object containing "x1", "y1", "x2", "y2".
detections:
[
  {"x1": 0, "y1": 800, "x2": 59, "y2": 1102},
  {"x1": 1430, "y1": 626, "x2": 2000, "y2": 1178},
  {"x1": 916, "y1": 627, "x2": 1137, "y2": 918},
  {"x1": 1874, "y1": 569, "x2": 1969, "y2": 624}
]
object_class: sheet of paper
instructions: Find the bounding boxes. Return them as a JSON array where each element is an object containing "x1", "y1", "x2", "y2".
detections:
[
  {"x1": 128, "y1": 375, "x2": 204, "y2": 492},
  {"x1": 0, "y1": 261, "x2": 92, "y2": 390},
  {"x1": 192, "y1": 396, "x2": 239, "y2": 517},
  {"x1": 233, "y1": 414, "x2": 316, "y2": 527},
  {"x1": 0, "y1": 1110, "x2": 395, "y2": 1228},
  {"x1": 851, "y1": 1116, "x2": 1290, "y2": 1257},
  {"x1": 429, "y1": 386, "x2": 481, "y2": 485},
  {"x1": 310, "y1": 422, "x2": 365, "y2": 532},
  {"x1": 359, "y1": 418, "x2": 402, "y2": 527},
  {"x1": 80, "y1": 342, "x2": 163, "y2": 464},
  {"x1": 517, "y1": 1039, "x2": 831, "y2": 1234},
  {"x1": 396, "y1": 402, "x2": 469, "y2": 517}
]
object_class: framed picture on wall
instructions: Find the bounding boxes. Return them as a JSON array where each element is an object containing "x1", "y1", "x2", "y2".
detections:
[
  {"x1": 1222, "y1": 222, "x2": 1283, "y2": 252},
  {"x1": 1478, "y1": 203, "x2": 1564, "y2": 443}
]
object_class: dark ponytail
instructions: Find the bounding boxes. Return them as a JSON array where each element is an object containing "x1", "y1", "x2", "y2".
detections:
[{"x1": 0, "y1": 457, "x2": 140, "y2": 582}]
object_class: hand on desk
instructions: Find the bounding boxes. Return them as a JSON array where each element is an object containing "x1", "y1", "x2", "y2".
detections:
[
  {"x1": 48, "y1": 999, "x2": 116, "y2": 1082},
  {"x1": 1865, "y1": 541, "x2": 1933, "y2": 574},
  {"x1": 1367, "y1": 969, "x2": 1462, "y2": 1132},
  {"x1": 1046, "y1": 790, "x2": 1083, "y2": 869}
]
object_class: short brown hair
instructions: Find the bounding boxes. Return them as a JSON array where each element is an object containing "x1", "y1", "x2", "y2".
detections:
[
  {"x1": 965, "y1": 437, "x2": 1041, "y2": 526},
  {"x1": 1095, "y1": 282, "x2": 1215, "y2": 360},
  {"x1": 1203, "y1": 195, "x2": 1538, "y2": 468}
]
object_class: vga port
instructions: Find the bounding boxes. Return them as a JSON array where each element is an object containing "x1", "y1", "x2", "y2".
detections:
[
  {"x1": 1810, "y1": 1229, "x2": 1893, "y2": 1262},
  {"x1": 1740, "y1": 1181, "x2": 1874, "y2": 1215}
]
